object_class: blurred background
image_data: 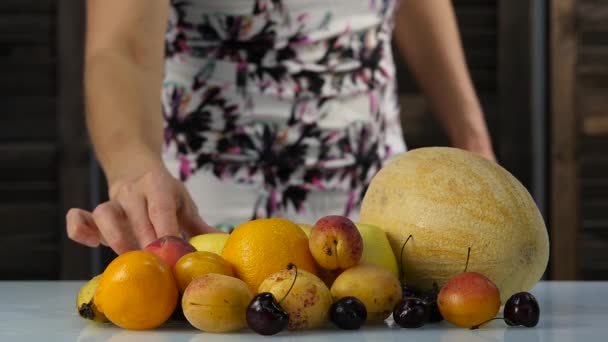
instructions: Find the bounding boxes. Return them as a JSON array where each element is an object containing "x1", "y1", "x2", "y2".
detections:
[{"x1": 0, "y1": 0, "x2": 605, "y2": 280}]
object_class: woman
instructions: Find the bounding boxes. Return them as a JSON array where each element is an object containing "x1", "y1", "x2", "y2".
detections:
[{"x1": 67, "y1": 0, "x2": 495, "y2": 255}]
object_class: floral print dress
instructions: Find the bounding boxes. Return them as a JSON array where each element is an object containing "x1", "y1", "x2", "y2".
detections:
[{"x1": 162, "y1": 0, "x2": 406, "y2": 230}]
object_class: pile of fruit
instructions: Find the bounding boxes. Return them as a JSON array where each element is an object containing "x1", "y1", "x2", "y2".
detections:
[
  {"x1": 76, "y1": 147, "x2": 548, "y2": 334},
  {"x1": 76, "y1": 216, "x2": 539, "y2": 334}
]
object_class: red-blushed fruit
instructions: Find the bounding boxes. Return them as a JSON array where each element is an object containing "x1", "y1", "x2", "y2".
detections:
[
  {"x1": 309, "y1": 215, "x2": 363, "y2": 270},
  {"x1": 437, "y1": 272, "x2": 501, "y2": 328},
  {"x1": 144, "y1": 236, "x2": 196, "y2": 269}
]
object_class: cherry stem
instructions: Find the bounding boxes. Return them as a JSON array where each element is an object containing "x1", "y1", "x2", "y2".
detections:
[
  {"x1": 464, "y1": 247, "x2": 471, "y2": 273},
  {"x1": 470, "y1": 317, "x2": 503, "y2": 330},
  {"x1": 399, "y1": 234, "x2": 413, "y2": 283},
  {"x1": 279, "y1": 263, "x2": 298, "y2": 304}
]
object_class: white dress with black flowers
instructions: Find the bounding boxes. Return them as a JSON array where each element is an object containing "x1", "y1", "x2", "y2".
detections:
[{"x1": 161, "y1": 0, "x2": 406, "y2": 230}]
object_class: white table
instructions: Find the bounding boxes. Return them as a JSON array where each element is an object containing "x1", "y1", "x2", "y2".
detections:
[{"x1": 0, "y1": 281, "x2": 606, "y2": 341}]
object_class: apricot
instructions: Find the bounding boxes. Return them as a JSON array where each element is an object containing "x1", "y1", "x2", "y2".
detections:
[
  {"x1": 173, "y1": 251, "x2": 234, "y2": 293},
  {"x1": 182, "y1": 274, "x2": 253, "y2": 333}
]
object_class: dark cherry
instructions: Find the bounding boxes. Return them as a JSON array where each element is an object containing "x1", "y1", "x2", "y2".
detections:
[
  {"x1": 402, "y1": 284, "x2": 418, "y2": 299},
  {"x1": 504, "y1": 292, "x2": 540, "y2": 327},
  {"x1": 330, "y1": 296, "x2": 368, "y2": 330},
  {"x1": 393, "y1": 298, "x2": 430, "y2": 328},
  {"x1": 420, "y1": 290, "x2": 443, "y2": 323},
  {"x1": 246, "y1": 292, "x2": 289, "y2": 335}
]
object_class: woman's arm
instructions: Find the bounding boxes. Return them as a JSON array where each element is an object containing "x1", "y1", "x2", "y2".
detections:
[
  {"x1": 392, "y1": 0, "x2": 496, "y2": 160},
  {"x1": 84, "y1": 0, "x2": 167, "y2": 187},
  {"x1": 67, "y1": 0, "x2": 217, "y2": 254}
]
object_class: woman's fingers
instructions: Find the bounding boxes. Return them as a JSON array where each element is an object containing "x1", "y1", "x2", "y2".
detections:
[
  {"x1": 92, "y1": 201, "x2": 137, "y2": 254},
  {"x1": 67, "y1": 168, "x2": 221, "y2": 254},
  {"x1": 119, "y1": 191, "x2": 157, "y2": 248},
  {"x1": 66, "y1": 208, "x2": 101, "y2": 247},
  {"x1": 146, "y1": 188, "x2": 181, "y2": 239}
]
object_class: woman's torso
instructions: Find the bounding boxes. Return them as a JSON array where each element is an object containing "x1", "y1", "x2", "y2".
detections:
[{"x1": 161, "y1": 0, "x2": 406, "y2": 228}]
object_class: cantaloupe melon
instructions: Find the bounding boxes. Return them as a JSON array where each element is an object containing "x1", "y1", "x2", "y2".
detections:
[{"x1": 359, "y1": 147, "x2": 549, "y2": 302}]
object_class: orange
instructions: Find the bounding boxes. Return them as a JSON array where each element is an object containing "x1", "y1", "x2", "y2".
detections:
[
  {"x1": 221, "y1": 218, "x2": 317, "y2": 293},
  {"x1": 94, "y1": 251, "x2": 178, "y2": 330},
  {"x1": 174, "y1": 251, "x2": 234, "y2": 293}
]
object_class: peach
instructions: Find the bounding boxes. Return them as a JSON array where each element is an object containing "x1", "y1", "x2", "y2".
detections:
[
  {"x1": 437, "y1": 272, "x2": 501, "y2": 328},
  {"x1": 309, "y1": 215, "x2": 363, "y2": 270},
  {"x1": 144, "y1": 236, "x2": 196, "y2": 268},
  {"x1": 173, "y1": 251, "x2": 234, "y2": 293}
]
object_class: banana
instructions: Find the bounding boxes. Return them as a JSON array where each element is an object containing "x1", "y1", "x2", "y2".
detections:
[{"x1": 76, "y1": 274, "x2": 108, "y2": 323}]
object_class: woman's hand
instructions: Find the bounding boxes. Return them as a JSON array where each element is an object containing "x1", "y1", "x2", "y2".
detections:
[
  {"x1": 67, "y1": 0, "x2": 222, "y2": 255},
  {"x1": 454, "y1": 128, "x2": 497, "y2": 162},
  {"x1": 66, "y1": 165, "x2": 220, "y2": 255}
]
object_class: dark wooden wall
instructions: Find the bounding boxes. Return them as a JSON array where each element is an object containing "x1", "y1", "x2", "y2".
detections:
[
  {"x1": 0, "y1": 0, "x2": 91, "y2": 280},
  {"x1": 551, "y1": 0, "x2": 608, "y2": 280},
  {"x1": 1, "y1": 0, "x2": 547, "y2": 279},
  {"x1": 0, "y1": 0, "x2": 60, "y2": 279},
  {"x1": 397, "y1": 0, "x2": 540, "y2": 197}
]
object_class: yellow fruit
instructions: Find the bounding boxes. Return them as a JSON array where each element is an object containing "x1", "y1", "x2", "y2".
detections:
[
  {"x1": 188, "y1": 233, "x2": 230, "y2": 255},
  {"x1": 76, "y1": 274, "x2": 108, "y2": 323},
  {"x1": 94, "y1": 251, "x2": 178, "y2": 330},
  {"x1": 297, "y1": 223, "x2": 312, "y2": 237},
  {"x1": 174, "y1": 251, "x2": 234, "y2": 293},
  {"x1": 259, "y1": 267, "x2": 333, "y2": 330},
  {"x1": 182, "y1": 273, "x2": 253, "y2": 333},
  {"x1": 330, "y1": 264, "x2": 402, "y2": 322},
  {"x1": 221, "y1": 218, "x2": 317, "y2": 293},
  {"x1": 360, "y1": 147, "x2": 550, "y2": 302},
  {"x1": 355, "y1": 223, "x2": 399, "y2": 277}
]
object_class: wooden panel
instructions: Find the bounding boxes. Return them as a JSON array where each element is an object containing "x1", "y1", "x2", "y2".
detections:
[
  {"x1": 583, "y1": 117, "x2": 608, "y2": 136},
  {"x1": 578, "y1": 235, "x2": 608, "y2": 280},
  {"x1": 0, "y1": 97, "x2": 56, "y2": 140},
  {"x1": 0, "y1": 1, "x2": 59, "y2": 279},
  {"x1": 0, "y1": 203, "x2": 56, "y2": 235},
  {"x1": 576, "y1": 0, "x2": 608, "y2": 279},
  {"x1": 0, "y1": 181, "x2": 56, "y2": 203},
  {"x1": 0, "y1": 63, "x2": 55, "y2": 96},
  {"x1": 498, "y1": 1, "x2": 534, "y2": 189},
  {"x1": 0, "y1": 203, "x2": 58, "y2": 279},
  {"x1": 0, "y1": 250, "x2": 58, "y2": 280},
  {"x1": 0, "y1": 14, "x2": 53, "y2": 44},
  {"x1": 0, "y1": 143, "x2": 56, "y2": 181},
  {"x1": 578, "y1": 0, "x2": 608, "y2": 31},
  {"x1": 0, "y1": 0, "x2": 53, "y2": 12},
  {"x1": 580, "y1": 136, "x2": 608, "y2": 204},
  {"x1": 455, "y1": 7, "x2": 497, "y2": 28},
  {"x1": 0, "y1": 44, "x2": 54, "y2": 64},
  {"x1": 550, "y1": 0, "x2": 579, "y2": 280},
  {"x1": 458, "y1": 10, "x2": 498, "y2": 91},
  {"x1": 57, "y1": 0, "x2": 92, "y2": 279}
]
